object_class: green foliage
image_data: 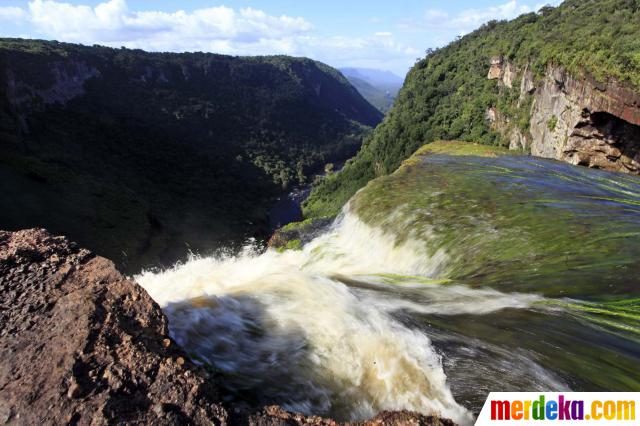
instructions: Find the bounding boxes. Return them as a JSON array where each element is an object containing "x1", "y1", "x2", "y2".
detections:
[
  {"x1": 547, "y1": 116, "x2": 559, "y2": 131},
  {"x1": 276, "y1": 239, "x2": 302, "y2": 252},
  {"x1": 305, "y1": 0, "x2": 640, "y2": 217},
  {"x1": 0, "y1": 38, "x2": 381, "y2": 270},
  {"x1": 280, "y1": 217, "x2": 317, "y2": 232}
]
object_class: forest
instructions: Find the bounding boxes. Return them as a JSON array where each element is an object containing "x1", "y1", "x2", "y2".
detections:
[
  {"x1": 303, "y1": 0, "x2": 640, "y2": 217},
  {"x1": 0, "y1": 38, "x2": 381, "y2": 269}
]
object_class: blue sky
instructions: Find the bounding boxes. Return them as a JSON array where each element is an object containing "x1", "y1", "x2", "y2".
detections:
[{"x1": 0, "y1": 0, "x2": 560, "y2": 76}]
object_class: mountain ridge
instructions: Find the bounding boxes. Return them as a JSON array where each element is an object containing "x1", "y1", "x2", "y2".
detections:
[
  {"x1": 340, "y1": 67, "x2": 403, "y2": 113},
  {"x1": 0, "y1": 38, "x2": 382, "y2": 271}
]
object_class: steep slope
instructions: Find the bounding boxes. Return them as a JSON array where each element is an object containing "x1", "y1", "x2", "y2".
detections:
[
  {"x1": 305, "y1": 0, "x2": 640, "y2": 217},
  {"x1": 0, "y1": 39, "x2": 382, "y2": 271},
  {"x1": 340, "y1": 68, "x2": 403, "y2": 113}
]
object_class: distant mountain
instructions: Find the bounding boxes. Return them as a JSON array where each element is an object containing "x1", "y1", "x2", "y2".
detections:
[
  {"x1": 341, "y1": 68, "x2": 404, "y2": 87},
  {"x1": 0, "y1": 38, "x2": 382, "y2": 271},
  {"x1": 340, "y1": 67, "x2": 404, "y2": 113}
]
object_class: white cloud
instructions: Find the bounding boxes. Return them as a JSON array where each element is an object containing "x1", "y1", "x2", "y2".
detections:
[
  {"x1": 450, "y1": 0, "x2": 532, "y2": 28},
  {"x1": 0, "y1": 6, "x2": 28, "y2": 22},
  {"x1": 424, "y1": 0, "x2": 534, "y2": 33},
  {"x1": 25, "y1": 0, "x2": 313, "y2": 47},
  {"x1": 1, "y1": 0, "x2": 417, "y2": 74}
]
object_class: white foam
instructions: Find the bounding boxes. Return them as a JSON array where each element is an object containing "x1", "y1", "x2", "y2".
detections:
[{"x1": 136, "y1": 210, "x2": 543, "y2": 424}]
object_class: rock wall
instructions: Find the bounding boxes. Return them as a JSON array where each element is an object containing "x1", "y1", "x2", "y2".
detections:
[
  {"x1": 6, "y1": 60, "x2": 100, "y2": 111},
  {"x1": 487, "y1": 56, "x2": 503, "y2": 80},
  {"x1": 487, "y1": 58, "x2": 640, "y2": 174},
  {"x1": 529, "y1": 66, "x2": 640, "y2": 173},
  {"x1": 486, "y1": 56, "x2": 517, "y2": 89},
  {"x1": 485, "y1": 106, "x2": 530, "y2": 151}
]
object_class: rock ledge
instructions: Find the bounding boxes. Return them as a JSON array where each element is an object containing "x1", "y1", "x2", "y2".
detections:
[{"x1": 0, "y1": 229, "x2": 453, "y2": 425}]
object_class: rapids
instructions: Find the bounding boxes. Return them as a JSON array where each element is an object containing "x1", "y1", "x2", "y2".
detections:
[{"x1": 137, "y1": 154, "x2": 640, "y2": 424}]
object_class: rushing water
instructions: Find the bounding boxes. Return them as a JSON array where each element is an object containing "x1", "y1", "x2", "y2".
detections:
[{"x1": 138, "y1": 154, "x2": 640, "y2": 425}]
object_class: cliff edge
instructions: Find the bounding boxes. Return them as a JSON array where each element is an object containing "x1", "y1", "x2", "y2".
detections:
[
  {"x1": 0, "y1": 228, "x2": 228, "y2": 424},
  {"x1": 0, "y1": 229, "x2": 452, "y2": 426}
]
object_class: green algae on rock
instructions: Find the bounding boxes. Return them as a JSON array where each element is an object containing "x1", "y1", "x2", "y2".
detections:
[
  {"x1": 268, "y1": 217, "x2": 334, "y2": 251},
  {"x1": 349, "y1": 142, "x2": 640, "y2": 299},
  {"x1": 411, "y1": 140, "x2": 513, "y2": 157}
]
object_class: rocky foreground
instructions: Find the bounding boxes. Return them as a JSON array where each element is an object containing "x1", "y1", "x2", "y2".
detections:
[{"x1": 0, "y1": 229, "x2": 453, "y2": 425}]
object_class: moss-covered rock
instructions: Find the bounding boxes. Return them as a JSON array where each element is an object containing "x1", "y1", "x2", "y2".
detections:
[
  {"x1": 268, "y1": 217, "x2": 334, "y2": 251},
  {"x1": 349, "y1": 142, "x2": 640, "y2": 298}
]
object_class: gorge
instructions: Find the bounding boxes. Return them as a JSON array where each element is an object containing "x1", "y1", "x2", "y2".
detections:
[
  {"x1": 0, "y1": 38, "x2": 381, "y2": 272},
  {"x1": 1, "y1": 0, "x2": 640, "y2": 424}
]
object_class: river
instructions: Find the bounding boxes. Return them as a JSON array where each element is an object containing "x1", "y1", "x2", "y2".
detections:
[
  {"x1": 268, "y1": 161, "x2": 345, "y2": 231},
  {"x1": 267, "y1": 186, "x2": 309, "y2": 231},
  {"x1": 137, "y1": 154, "x2": 640, "y2": 425}
]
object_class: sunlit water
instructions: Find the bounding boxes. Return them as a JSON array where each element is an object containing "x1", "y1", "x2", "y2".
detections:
[{"x1": 137, "y1": 155, "x2": 640, "y2": 424}]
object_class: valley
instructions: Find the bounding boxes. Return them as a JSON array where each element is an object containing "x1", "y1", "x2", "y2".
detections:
[{"x1": 1, "y1": 0, "x2": 639, "y2": 424}]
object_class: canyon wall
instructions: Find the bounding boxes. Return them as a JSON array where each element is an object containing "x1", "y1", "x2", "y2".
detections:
[
  {"x1": 0, "y1": 39, "x2": 383, "y2": 272},
  {"x1": 488, "y1": 59, "x2": 640, "y2": 174}
]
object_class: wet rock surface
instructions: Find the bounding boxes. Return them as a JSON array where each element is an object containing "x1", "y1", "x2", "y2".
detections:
[
  {"x1": 0, "y1": 228, "x2": 454, "y2": 425},
  {"x1": 267, "y1": 217, "x2": 334, "y2": 250}
]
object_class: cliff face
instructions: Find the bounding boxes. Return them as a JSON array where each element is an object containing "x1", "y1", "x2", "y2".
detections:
[
  {"x1": 528, "y1": 66, "x2": 640, "y2": 173},
  {"x1": 5, "y1": 59, "x2": 101, "y2": 110},
  {"x1": 486, "y1": 59, "x2": 640, "y2": 174},
  {"x1": 0, "y1": 228, "x2": 452, "y2": 425}
]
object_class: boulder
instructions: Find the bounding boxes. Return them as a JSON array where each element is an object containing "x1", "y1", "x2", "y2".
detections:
[{"x1": 0, "y1": 228, "x2": 228, "y2": 425}]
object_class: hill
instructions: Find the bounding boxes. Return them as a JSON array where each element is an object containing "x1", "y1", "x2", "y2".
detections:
[
  {"x1": 304, "y1": 0, "x2": 640, "y2": 217},
  {"x1": 0, "y1": 38, "x2": 382, "y2": 271},
  {"x1": 340, "y1": 68, "x2": 403, "y2": 113}
]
